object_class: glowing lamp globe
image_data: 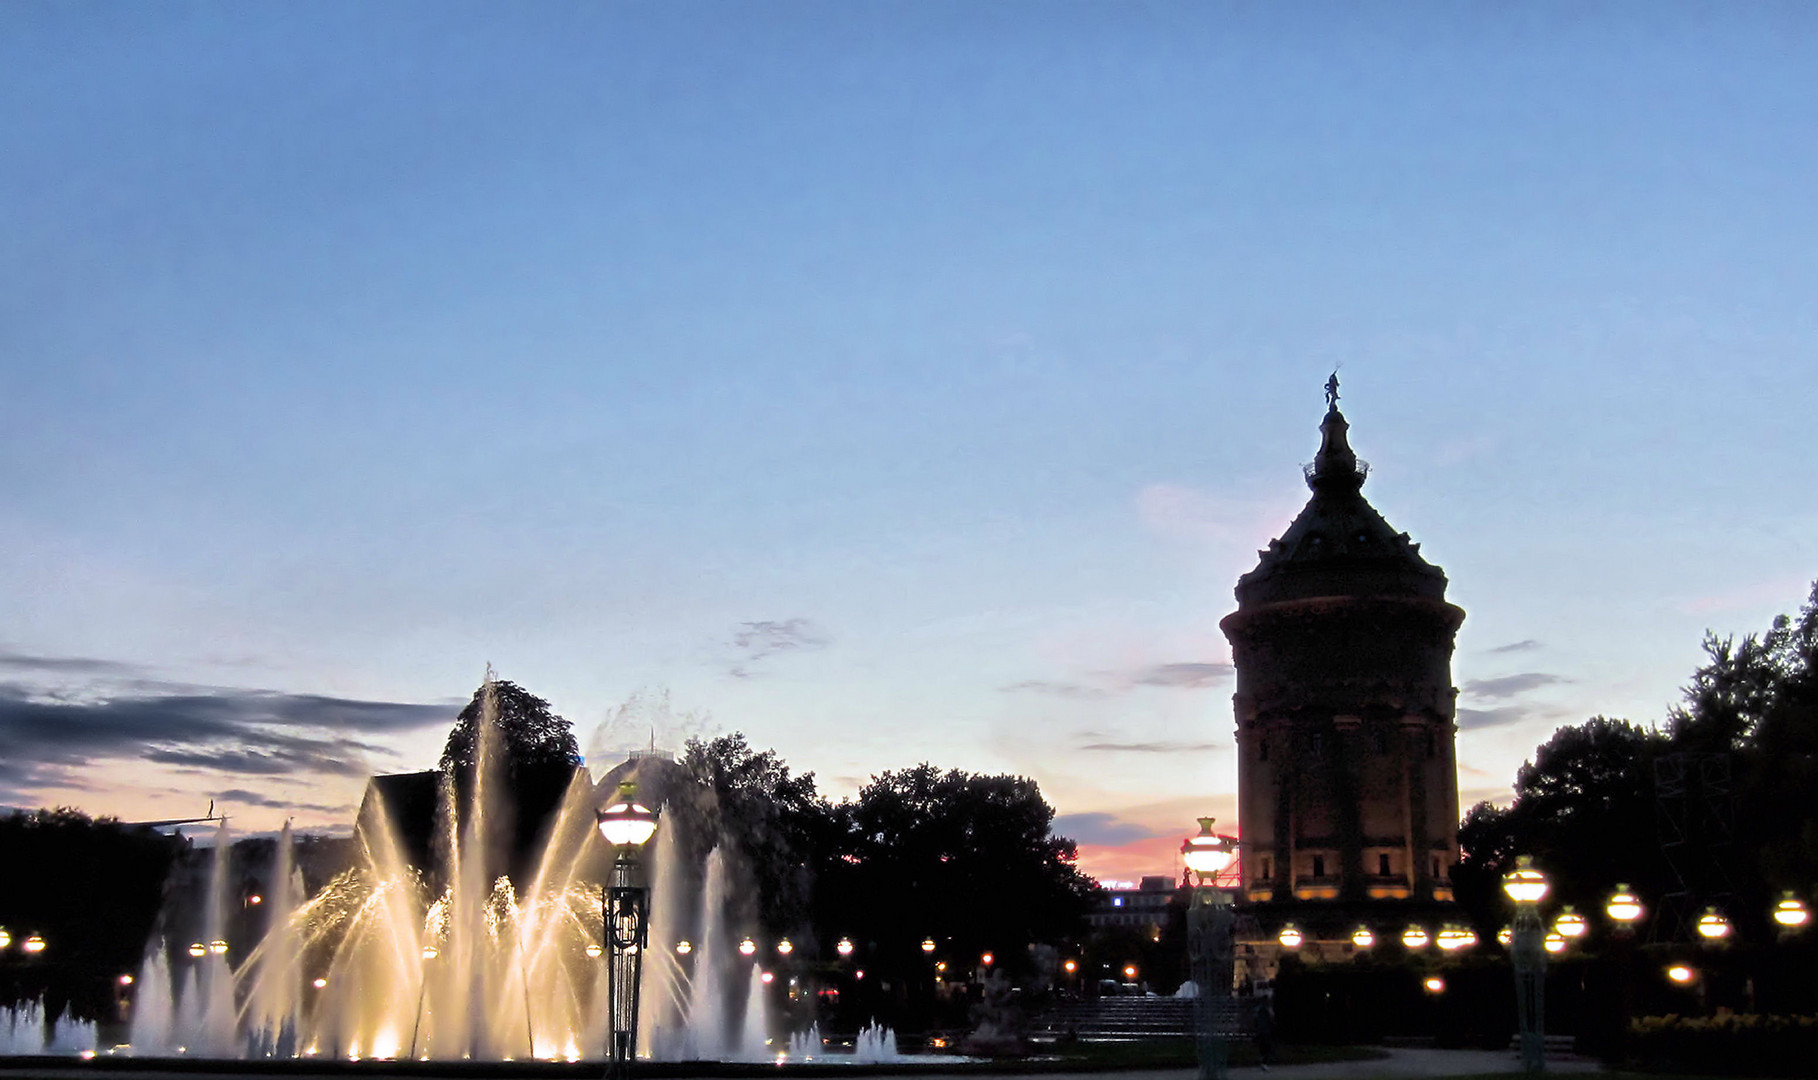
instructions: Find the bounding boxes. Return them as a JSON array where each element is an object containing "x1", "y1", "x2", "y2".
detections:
[
  {"x1": 1607, "y1": 885, "x2": 1644, "y2": 925},
  {"x1": 1502, "y1": 856, "x2": 1549, "y2": 904},
  {"x1": 738, "y1": 938, "x2": 757, "y2": 956},
  {"x1": 675, "y1": 941, "x2": 693, "y2": 955},
  {"x1": 1773, "y1": 893, "x2": 1810, "y2": 928},
  {"x1": 118, "y1": 974, "x2": 134, "y2": 986},
  {"x1": 1695, "y1": 908, "x2": 1732, "y2": 940},
  {"x1": 1497, "y1": 926, "x2": 1513, "y2": 946},
  {"x1": 981, "y1": 952, "x2": 995, "y2": 966},
  {"x1": 421, "y1": 945, "x2": 439, "y2": 961},
  {"x1": 312, "y1": 977, "x2": 328, "y2": 989},
  {"x1": 1423, "y1": 976, "x2": 1446, "y2": 994},
  {"x1": 1123, "y1": 964, "x2": 1138, "y2": 979},
  {"x1": 0, "y1": 929, "x2": 9, "y2": 950},
  {"x1": 22, "y1": 935, "x2": 46, "y2": 955},
  {"x1": 208, "y1": 940, "x2": 229, "y2": 955},
  {"x1": 1555, "y1": 906, "x2": 1588, "y2": 939},
  {"x1": 187, "y1": 943, "x2": 206, "y2": 958},
  {"x1": 921, "y1": 938, "x2": 937, "y2": 953},
  {"x1": 777, "y1": 938, "x2": 794, "y2": 956},
  {"x1": 1181, "y1": 817, "x2": 1238, "y2": 884},
  {"x1": 1543, "y1": 932, "x2": 1566, "y2": 954},
  {"x1": 596, "y1": 782, "x2": 659, "y2": 848},
  {"x1": 836, "y1": 938, "x2": 855, "y2": 957},
  {"x1": 1351, "y1": 926, "x2": 1375, "y2": 948},
  {"x1": 1667, "y1": 965, "x2": 1696, "y2": 984},
  {"x1": 584, "y1": 944, "x2": 603, "y2": 959},
  {"x1": 1277, "y1": 924, "x2": 1303, "y2": 949},
  {"x1": 1402, "y1": 925, "x2": 1429, "y2": 949},
  {"x1": 1063, "y1": 959, "x2": 1077, "y2": 973},
  {"x1": 1436, "y1": 925, "x2": 1476, "y2": 951}
]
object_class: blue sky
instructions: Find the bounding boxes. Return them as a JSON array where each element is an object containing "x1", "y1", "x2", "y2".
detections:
[{"x1": 3, "y1": 2, "x2": 1814, "y2": 880}]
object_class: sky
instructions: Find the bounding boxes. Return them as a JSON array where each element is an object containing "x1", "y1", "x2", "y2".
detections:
[{"x1": 3, "y1": 2, "x2": 1815, "y2": 884}]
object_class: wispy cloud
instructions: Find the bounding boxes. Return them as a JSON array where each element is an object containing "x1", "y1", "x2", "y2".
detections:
[
  {"x1": 216, "y1": 788, "x2": 351, "y2": 815},
  {"x1": 0, "y1": 649, "x2": 145, "y2": 676},
  {"x1": 1002, "y1": 661, "x2": 1232, "y2": 699},
  {"x1": 0, "y1": 683, "x2": 448, "y2": 801},
  {"x1": 1463, "y1": 672, "x2": 1566, "y2": 700},
  {"x1": 1488, "y1": 639, "x2": 1540, "y2": 655},
  {"x1": 727, "y1": 618, "x2": 827, "y2": 678},
  {"x1": 998, "y1": 680, "x2": 1108, "y2": 699},
  {"x1": 1078, "y1": 739, "x2": 1227, "y2": 754},
  {"x1": 1051, "y1": 811, "x2": 1169, "y2": 846},
  {"x1": 1456, "y1": 705, "x2": 1538, "y2": 731},
  {"x1": 1133, "y1": 662, "x2": 1233, "y2": 688}
]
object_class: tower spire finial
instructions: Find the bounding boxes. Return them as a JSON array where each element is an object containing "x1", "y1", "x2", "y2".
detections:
[{"x1": 1324, "y1": 371, "x2": 1340, "y2": 411}]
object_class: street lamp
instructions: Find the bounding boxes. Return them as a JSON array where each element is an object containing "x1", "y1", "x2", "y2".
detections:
[
  {"x1": 836, "y1": 938, "x2": 855, "y2": 958},
  {"x1": 1401, "y1": 925, "x2": 1430, "y2": 950},
  {"x1": 738, "y1": 938, "x2": 757, "y2": 957},
  {"x1": 187, "y1": 943, "x2": 207, "y2": 959},
  {"x1": 1436, "y1": 925, "x2": 1476, "y2": 951},
  {"x1": 1605, "y1": 885, "x2": 1644, "y2": 1057},
  {"x1": 777, "y1": 938, "x2": 794, "y2": 956},
  {"x1": 1606, "y1": 886, "x2": 1644, "y2": 928},
  {"x1": 1277, "y1": 924, "x2": 1303, "y2": 949},
  {"x1": 1695, "y1": 907, "x2": 1732, "y2": 941},
  {"x1": 21, "y1": 935, "x2": 46, "y2": 955},
  {"x1": 1773, "y1": 892, "x2": 1810, "y2": 930},
  {"x1": 921, "y1": 938, "x2": 936, "y2": 953},
  {"x1": 596, "y1": 780, "x2": 659, "y2": 1078},
  {"x1": 1503, "y1": 856, "x2": 1550, "y2": 1075},
  {"x1": 1352, "y1": 925, "x2": 1375, "y2": 949},
  {"x1": 1181, "y1": 816, "x2": 1238, "y2": 1080},
  {"x1": 1554, "y1": 907, "x2": 1587, "y2": 940}
]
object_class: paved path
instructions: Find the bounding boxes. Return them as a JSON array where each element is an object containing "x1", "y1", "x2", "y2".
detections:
[{"x1": 0, "y1": 1050, "x2": 1608, "y2": 1080}]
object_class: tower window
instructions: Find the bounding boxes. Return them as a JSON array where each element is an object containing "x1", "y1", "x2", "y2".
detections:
[
  {"x1": 1312, "y1": 855, "x2": 1326, "y2": 878},
  {"x1": 1378, "y1": 853, "x2": 1391, "y2": 877},
  {"x1": 1432, "y1": 858, "x2": 1442, "y2": 879},
  {"x1": 1261, "y1": 857, "x2": 1271, "y2": 880}
]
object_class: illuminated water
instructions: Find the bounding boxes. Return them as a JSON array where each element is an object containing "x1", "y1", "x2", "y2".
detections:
[{"x1": 117, "y1": 678, "x2": 827, "y2": 1062}]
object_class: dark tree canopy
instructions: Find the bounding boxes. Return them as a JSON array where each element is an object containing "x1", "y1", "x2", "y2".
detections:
[
  {"x1": 677, "y1": 733, "x2": 830, "y2": 937},
  {"x1": 0, "y1": 808, "x2": 178, "y2": 1019},
  {"x1": 439, "y1": 679, "x2": 580, "y2": 776},
  {"x1": 815, "y1": 764, "x2": 1098, "y2": 982},
  {"x1": 1457, "y1": 581, "x2": 1818, "y2": 939}
]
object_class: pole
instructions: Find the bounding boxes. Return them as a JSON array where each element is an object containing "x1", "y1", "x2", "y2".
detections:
[
  {"x1": 605, "y1": 848, "x2": 650, "y2": 1080},
  {"x1": 1512, "y1": 902, "x2": 1547, "y2": 1075},
  {"x1": 1188, "y1": 884, "x2": 1235, "y2": 1080}
]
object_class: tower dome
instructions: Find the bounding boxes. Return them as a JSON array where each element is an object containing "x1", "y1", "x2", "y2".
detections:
[{"x1": 1220, "y1": 378, "x2": 1464, "y2": 947}]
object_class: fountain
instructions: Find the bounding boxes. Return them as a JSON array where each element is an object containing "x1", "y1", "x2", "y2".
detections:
[{"x1": 108, "y1": 678, "x2": 896, "y2": 1063}]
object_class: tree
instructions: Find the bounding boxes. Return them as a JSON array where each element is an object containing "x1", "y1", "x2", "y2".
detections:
[
  {"x1": 438, "y1": 679, "x2": 580, "y2": 776},
  {"x1": 0, "y1": 809, "x2": 178, "y2": 1021},
  {"x1": 1454, "y1": 717, "x2": 1670, "y2": 927},
  {"x1": 815, "y1": 765, "x2": 1098, "y2": 989},
  {"x1": 676, "y1": 733, "x2": 831, "y2": 937}
]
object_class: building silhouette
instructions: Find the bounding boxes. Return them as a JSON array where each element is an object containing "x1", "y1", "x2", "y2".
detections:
[{"x1": 1222, "y1": 381, "x2": 1464, "y2": 955}]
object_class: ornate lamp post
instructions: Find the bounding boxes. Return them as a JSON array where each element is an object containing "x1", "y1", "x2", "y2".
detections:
[
  {"x1": 1503, "y1": 856, "x2": 1550, "y2": 1075},
  {"x1": 1181, "y1": 817, "x2": 1238, "y2": 1080},
  {"x1": 597, "y1": 781, "x2": 659, "y2": 1077},
  {"x1": 1605, "y1": 885, "x2": 1644, "y2": 1058}
]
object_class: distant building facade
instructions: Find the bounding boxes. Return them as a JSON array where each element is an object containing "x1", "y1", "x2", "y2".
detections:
[
  {"x1": 1222, "y1": 383, "x2": 1464, "y2": 953},
  {"x1": 1087, "y1": 875, "x2": 1179, "y2": 936}
]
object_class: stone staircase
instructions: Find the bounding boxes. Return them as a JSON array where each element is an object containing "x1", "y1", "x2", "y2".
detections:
[{"x1": 1029, "y1": 996, "x2": 1201, "y2": 1040}]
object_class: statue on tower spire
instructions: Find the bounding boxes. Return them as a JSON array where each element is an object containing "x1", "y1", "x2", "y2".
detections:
[{"x1": 1324, "y1": 371, "x2": 1340, "y2": 411}]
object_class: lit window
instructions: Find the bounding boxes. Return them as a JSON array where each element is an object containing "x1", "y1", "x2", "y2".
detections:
[{"x1": 1113, "y1": 897, "x2": 1123, "y2": 907}]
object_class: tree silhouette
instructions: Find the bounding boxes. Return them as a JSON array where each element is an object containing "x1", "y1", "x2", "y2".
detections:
[{"x1": 438, "y1": 679, "x2": 579, "y2": 776}]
